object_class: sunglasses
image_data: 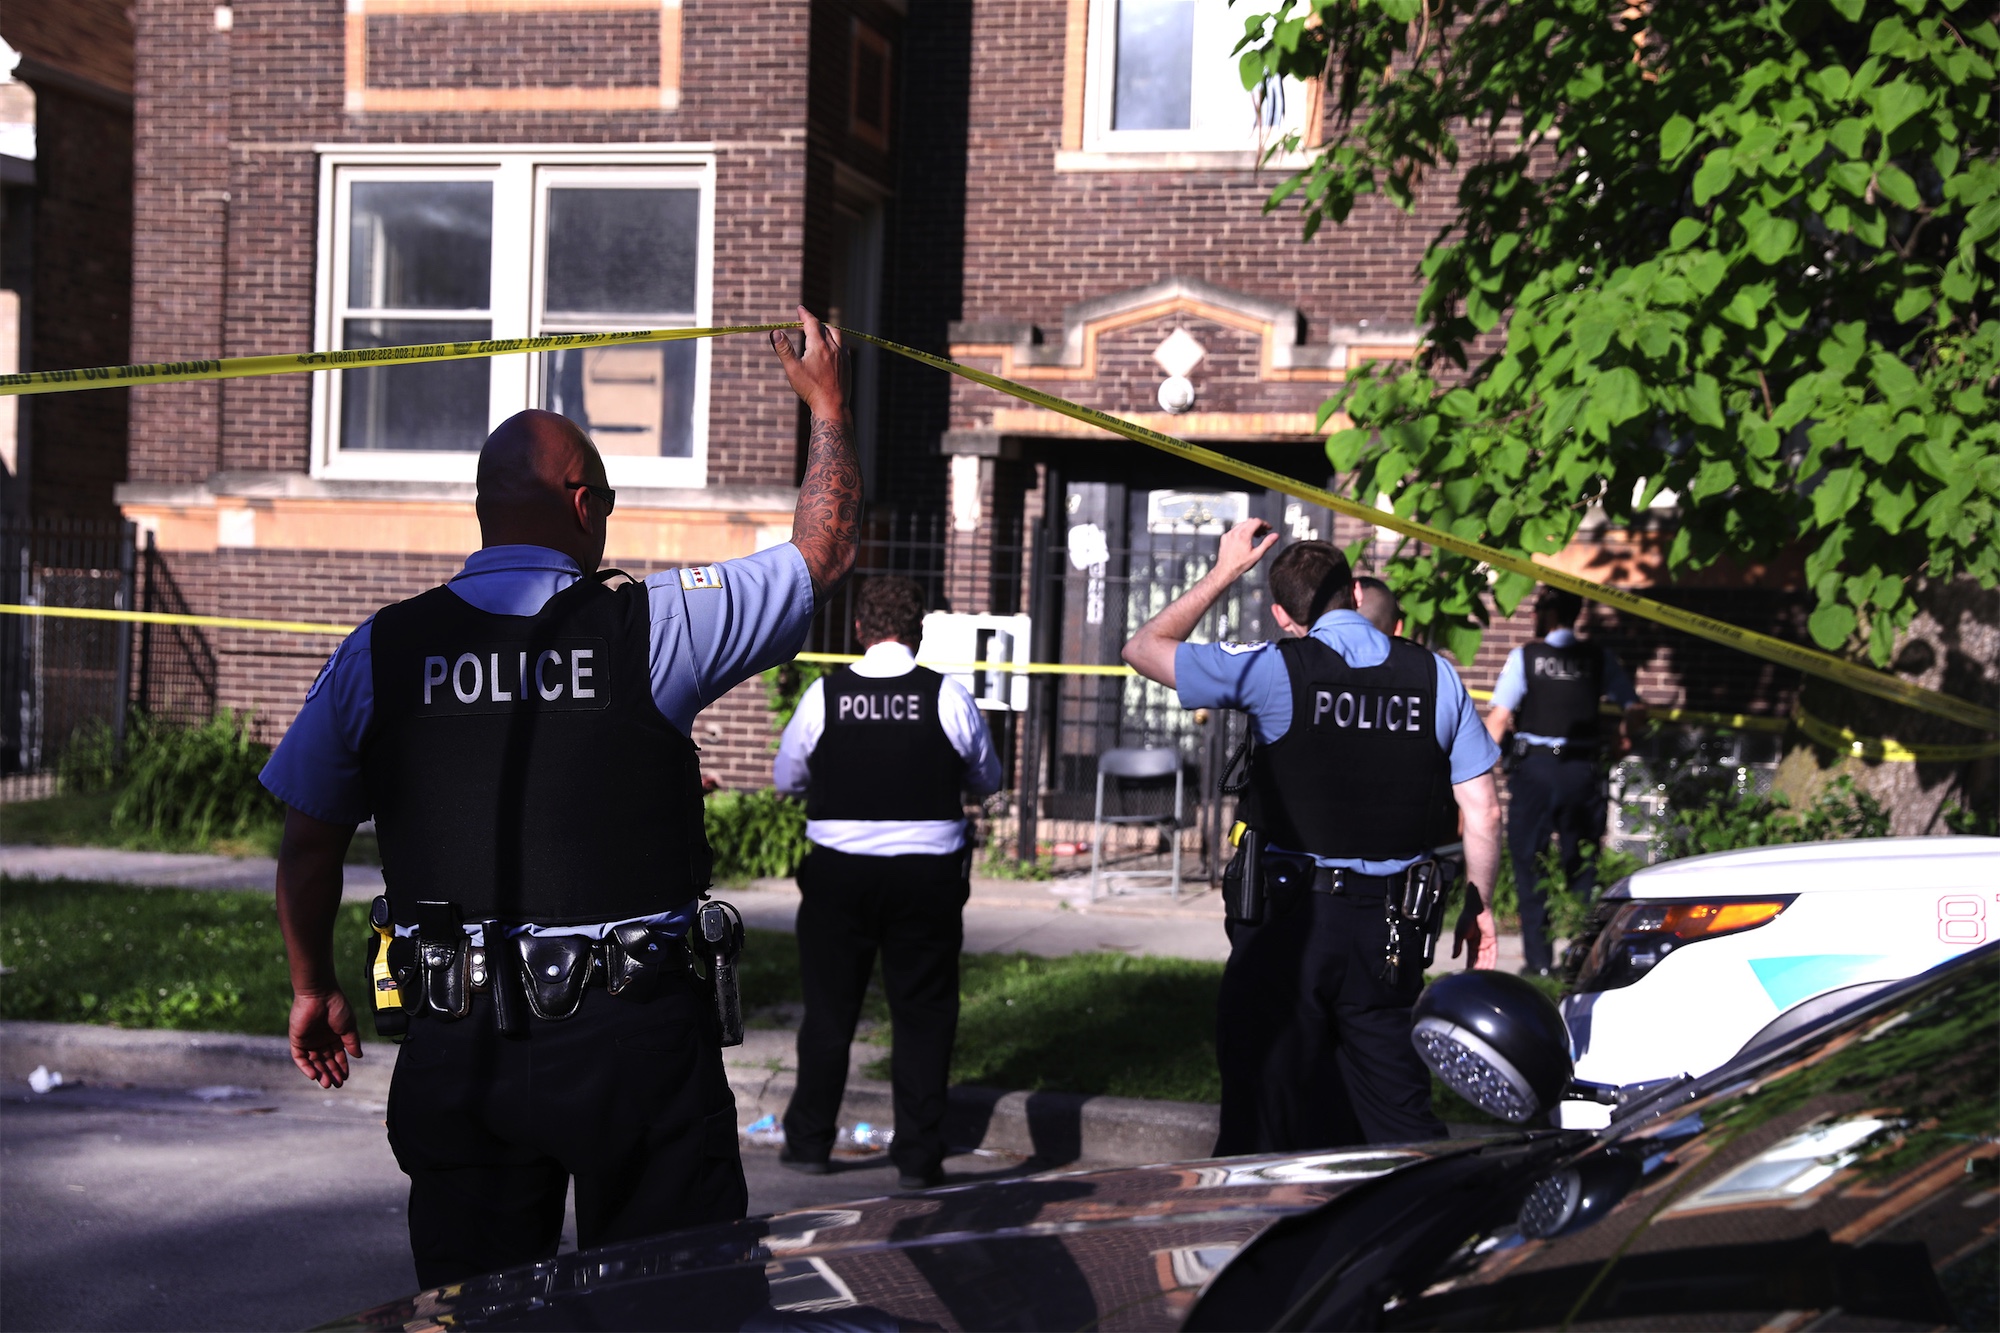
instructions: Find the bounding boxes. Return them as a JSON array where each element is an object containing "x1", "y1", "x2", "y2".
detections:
[{"x1": 566, "y1": 480, "x2": 617, "y2": 515}]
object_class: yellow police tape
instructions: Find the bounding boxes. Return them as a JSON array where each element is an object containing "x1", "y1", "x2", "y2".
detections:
[
  {"x1": 5, "y1": 601, "x2": 1992, "y2": 758},
  {"x1": 1, "y1": 320, "x2": 1992, "y2": 738}
]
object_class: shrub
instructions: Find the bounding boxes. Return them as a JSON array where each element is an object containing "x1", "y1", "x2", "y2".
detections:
[
  {"x1": 704, "y1": 788, "x2": 809, "y2": 882},
  {"x1": 55, "y1": 717, "x2": 124, "y2": 795},
  {"x1": 111, "y1": 711, "x2": 282, "y2": 848}
]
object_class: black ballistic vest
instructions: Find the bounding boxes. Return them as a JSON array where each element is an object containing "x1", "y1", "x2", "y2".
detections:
[
  {"x1": 361, "y1": 576, "x2": 710, "y2": 925},
  {"x1": 1516, "y1": 640, "x2": 1606, "y2": 743},
  {"x1": 806, "y1": 665, "x2": 968, "y2": 822},
  {"x1": 1243, "y1": 636, "x2": 1458, "y2": 861}
]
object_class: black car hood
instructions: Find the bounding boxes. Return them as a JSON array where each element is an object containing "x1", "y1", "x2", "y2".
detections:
[{"x1": 321, "y1": 1144, "x2": 1478, "y2": 1331}]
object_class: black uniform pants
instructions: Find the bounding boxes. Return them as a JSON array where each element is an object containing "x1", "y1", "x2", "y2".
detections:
[
  {"x1": 1214, "y1": 886, "x2": 1446, "y2": 1155},
  {"x1": 1506, "y1": 750, "x2": 1609, "y2": 972},
  {"x1": 783, "y1": 844, "x2": 969, "y2": 1177},
  {"x1": 386, "y1": 968, "x2": 747, "y2": 1290}
]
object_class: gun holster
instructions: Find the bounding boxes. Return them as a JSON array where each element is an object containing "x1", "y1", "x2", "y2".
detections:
[
  {"x1": 1380, "y1": 858, "x2": 1460, "y2": 987},
  {"x1": 1221, "y1": 823, "x2": 1266, "y2": 926},
  {"x1": 695, "y1": 900, "x2": 745, "y2": 1047},
  {"x1": 414, "y1": 900, "x2": 472, "y2": 1019}
]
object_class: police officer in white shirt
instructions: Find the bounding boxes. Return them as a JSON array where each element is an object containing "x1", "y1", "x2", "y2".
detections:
[{"x1": 771, "y1": 575, "x2": 1002, "y2": 1189}]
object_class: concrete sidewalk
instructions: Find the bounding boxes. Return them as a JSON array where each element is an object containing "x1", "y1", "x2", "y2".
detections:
[{"x1": 0, "y1": 843, "x2": 1528, "y2": 969}]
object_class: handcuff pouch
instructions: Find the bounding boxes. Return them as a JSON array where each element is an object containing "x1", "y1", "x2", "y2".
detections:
[{"x1": 518, "y1": 934, "x2": 594, "y2": 1020}]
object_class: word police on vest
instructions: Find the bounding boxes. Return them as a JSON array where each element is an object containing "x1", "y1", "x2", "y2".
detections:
[
  {"x1": 836, "y1": 691, "x2": 925, "y2": 722},
  {"x1": 417, "y1": 639, "x2": 612, "y2": 714},
  {"x1": 1310, "y1": 684, "x2": 1426, "y2": 733}
]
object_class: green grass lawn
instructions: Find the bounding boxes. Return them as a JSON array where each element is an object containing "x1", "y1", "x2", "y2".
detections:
[
  {"x1": 0, "y1": 792, "x2": 382, "y2": 863},
  {"x1": 1, "y1": 878, "x2": 1501, "y2": 1122}
]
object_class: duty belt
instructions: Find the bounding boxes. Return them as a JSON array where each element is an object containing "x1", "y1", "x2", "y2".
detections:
[
  {"x1": 1513, "y1": 735, "x2": 1599, "y2": 762},
  {"x1": 399, "y1": 899, "x2": 682, "y2": 1032}
]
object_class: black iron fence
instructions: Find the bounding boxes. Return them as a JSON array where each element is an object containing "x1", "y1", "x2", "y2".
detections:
[{"x1": 0, "y1": 521, "x2": 215, "y2": 801}]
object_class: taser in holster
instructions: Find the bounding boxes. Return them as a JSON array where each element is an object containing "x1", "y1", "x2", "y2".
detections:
[
  {"x1": 695, "y1": 900, "x2": 745, "y2": 1047},
  {"x1": 1221, "y1": 821, "x2": 1266, "y2": 926},
  {"x1": 367, "y1": 895, "x2": 410, "y2": 1038}
]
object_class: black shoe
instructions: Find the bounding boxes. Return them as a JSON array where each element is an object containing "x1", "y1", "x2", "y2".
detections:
[
  {"x1": 897, "y1": 1166, "x2": 946, "y2": 1190},
  {"x1": 779, "y1": 1148, "x2": 832, "y2": 1176}
]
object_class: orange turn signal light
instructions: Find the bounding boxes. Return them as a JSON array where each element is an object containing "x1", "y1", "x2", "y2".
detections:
[{"x1": 1659, "y1": 901, "x2": 1788, "y2": 938}]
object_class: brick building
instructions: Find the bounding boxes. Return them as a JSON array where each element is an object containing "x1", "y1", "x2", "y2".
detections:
[{"x1": 110, "y1": 0, "x2": 1801, "y2": 808}]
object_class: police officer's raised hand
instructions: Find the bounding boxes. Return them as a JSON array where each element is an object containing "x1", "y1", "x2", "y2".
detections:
[
  {"x1": 770, "y1": 306, "x2": 849, "y2": 420},
  {"x1": 1217, "y1": 518, "x2": 1280, "y2": 580},
  {"x1": 289, "y1": 988, "x2": 364, "y2": 1089}
]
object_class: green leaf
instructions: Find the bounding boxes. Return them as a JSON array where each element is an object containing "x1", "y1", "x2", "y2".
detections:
[
  {"x1": 1808, "y1": 601, "x2": 1858, "y2": 650},
  {"x1": 1808, "y1": 65, "x2": 1852, "y2": 101},
  {"x1": 1489, "y1": 232, "x2": 1522, "y2": 266},
  {"x1": 1869, "y1": 79, "x2": 1927, "y2": 136},
  {"x1": 1687, "y1": 373, "x2": 1725, "y2": 427},
  {"x1": 1872, "y1": 480, "x2": 1917, "y2": 533},
  {"x1": 1668, "y1": 217, "x2": 1704, "y2": 251},
  {"x1": 1326, "y1": 428, "x2": 1371, "y2": 471},
  {"x1": 1827, "y1": 0, "x2": 1863, "y2": 20},
  {"x1": 1828, "y1": 117, "x2": 1870, "y2": 159},
  {"x1": 1690, "y1": 458, "x2": 1738, "y2": 499},
  {"x1": 1661, "y1": 114, "x2": 1696, "y2": 161},
  {"x1": 1685, "y1": 250, "x2": 1729, "y2": 296},
  {"x1": 1811, "y1": 465, "x2": 1864, "y2": 526},
  {"x1": 1438, "y1": 621, "x2": 1484, "y2": 668},
  {"x1": 1593, "y1": 367, "x2": 1647, "y2": 426},
  {"x1": 1874, "y1": 163, "x2": 1922, "y2": 210},
  {"x1": 1749, "y1": 216, "x2": 1799, "y2": 264},
  {"x1": 1891, "y1": 287, "x2": 1931, "y2": 322},
  {"x1": 1692, "y1": 149, "x2": 1735, "y2": 206}
]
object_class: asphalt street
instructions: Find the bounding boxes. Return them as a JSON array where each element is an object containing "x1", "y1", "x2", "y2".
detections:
[{"x1": 0, "y1": 1082, "x2": 1026, "y2": 1332}]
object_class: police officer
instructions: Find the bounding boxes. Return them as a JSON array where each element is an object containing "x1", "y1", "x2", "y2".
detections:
[
  {"x1": 1123, "y1": 522, "x2": 1501, "y2": 1153},
  {"x1": 1354, "y1": 575, "x2": 1402, "y2": 637},
  {"x1": 771, "y1": 575, "x2": 1002, "y2": 1189},
  {"x1": 264, "y1": 309, "x2": 860, "y2": 1288},
  {"x1": 1482, "y1": 587, "x2": 1645, "y2": 977}
]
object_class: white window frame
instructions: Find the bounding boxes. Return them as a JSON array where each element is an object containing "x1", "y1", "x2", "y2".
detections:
[
  {"x1": 311, "y1": 144, "x2": 717, "y2": 488},
  {"x1": 1081, "y1": 0, "x2": 1308, "y2": 155}
]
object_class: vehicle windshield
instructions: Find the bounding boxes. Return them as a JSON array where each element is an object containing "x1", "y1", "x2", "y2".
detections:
[{"x1": 1189, "y1": 945, "x2": 1999, "y2": 1331}]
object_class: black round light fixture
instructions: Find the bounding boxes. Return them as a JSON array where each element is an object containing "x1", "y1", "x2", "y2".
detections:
[{"x1": 1411, "y1": 971, "x2": 1573, "y2": 1123}]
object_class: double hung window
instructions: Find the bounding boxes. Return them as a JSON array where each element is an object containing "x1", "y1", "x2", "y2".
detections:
[
  {"x1": 1083, "y1": 0, "x2": 1308, "y2": 154},
  {"x1": 316, "y1": 149, "x2": 714, "y2": 485}
]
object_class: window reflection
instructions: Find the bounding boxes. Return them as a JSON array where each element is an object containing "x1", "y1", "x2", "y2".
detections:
[
  {"x1": 1114, "y1": 0, "x2": 1196, "y2": 130},
  {"x1": 543, "y1": 342, "x2": 695, "y2": 459}
]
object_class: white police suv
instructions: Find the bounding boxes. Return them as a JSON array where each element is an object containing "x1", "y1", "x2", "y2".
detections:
[{"x1": 1557, "y1": 835, "x2": 1999, "y2": 1129}]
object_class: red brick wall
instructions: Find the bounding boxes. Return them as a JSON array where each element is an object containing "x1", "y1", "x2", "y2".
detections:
[
  {"x1": 128, "y1": 0, "x2": 830, "y2": 489},
  {"x1": 363, "y1": 12, "x2": 660, "y2": 89},
  {"x1": 951, "y1": 1, "x2": 1453, "y2": 349}
]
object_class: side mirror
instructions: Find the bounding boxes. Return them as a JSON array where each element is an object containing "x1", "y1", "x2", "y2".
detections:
[
  {"x1": 1411, "y1": 972, "x2": 1573, "y2": 1123},
  {"x1": 1516, "y1": 1147, "x2": 1644, "y2": 1239}
]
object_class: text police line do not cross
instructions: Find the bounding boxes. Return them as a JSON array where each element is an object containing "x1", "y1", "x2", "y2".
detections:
[
  {"x1": 419, "y1": 640, "x2": 612, "y2": 713},
  {"x1": 1311, "y1": 685, "x2": 1426, "y2": 734}
]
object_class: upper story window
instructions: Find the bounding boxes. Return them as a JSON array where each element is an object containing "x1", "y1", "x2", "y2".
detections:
[
  {"x1": 315, "y1": 148, "x2": 715, "y2": 486},
  {"x1": 1083, "y1": 0, "x2": 1308, "y2": 154}
]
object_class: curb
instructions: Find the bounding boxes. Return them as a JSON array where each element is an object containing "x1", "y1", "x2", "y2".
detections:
[{"x1": 0, "y1": 1019, "x2": 1218, "y2": 1166}]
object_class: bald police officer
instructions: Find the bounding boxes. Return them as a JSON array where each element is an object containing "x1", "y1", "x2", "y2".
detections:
[
  {"x1": 771, "y1": 575, "x2": 1002, "y2": 1189},
  {"x1": 1124, "y1": 523, "x2": 1501, "y2": 1152},
  {"x1": 264, "y1": 309, "x2": 859, "y2": 1288},
  {"x1": 1482, "y1": 587, "x2": 1644, "y2": 977}
]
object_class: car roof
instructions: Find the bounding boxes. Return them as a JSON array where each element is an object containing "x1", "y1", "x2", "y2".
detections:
[{"x1": 1622, "y1": 835, "x2": 2000, "y2": 898}]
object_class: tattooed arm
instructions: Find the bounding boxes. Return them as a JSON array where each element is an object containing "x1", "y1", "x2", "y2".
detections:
[{"x1": 772, "y1": 306, "x2": 859, "y2": 602}]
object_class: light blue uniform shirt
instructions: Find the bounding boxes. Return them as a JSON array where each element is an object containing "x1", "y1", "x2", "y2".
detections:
[
  {"x1": 260, "y1": 542, "x2": 814, "y2": 937},
  {"x1": 1175, "y1": 609, "x2": 1500, "y2": 875},
  {"x1": 1489, "y1": 627, "x2": 1639, "y2": 746}
]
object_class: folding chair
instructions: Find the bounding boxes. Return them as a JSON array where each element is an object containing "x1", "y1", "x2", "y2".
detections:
[{"x1": 1087, "y1": 746, "x2": 1184, "y2": 900}]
